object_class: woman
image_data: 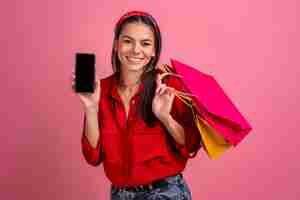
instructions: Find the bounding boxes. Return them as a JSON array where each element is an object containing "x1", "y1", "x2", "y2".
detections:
[{"x1": 73, "y1": 11, "x2": 202, "y2": 200}]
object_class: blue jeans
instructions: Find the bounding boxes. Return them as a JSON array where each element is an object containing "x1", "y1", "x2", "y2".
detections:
[{"x1": 110, "y1": 174, "x2": 192, "y2": 200}]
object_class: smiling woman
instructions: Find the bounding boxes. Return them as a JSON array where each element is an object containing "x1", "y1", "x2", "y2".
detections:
[
  {"x1": 73, "y1": 11, "x2": 202, "y2": 200},
  {"x1": 116, "y1": 24, "x2": 155, "y2": 73}
]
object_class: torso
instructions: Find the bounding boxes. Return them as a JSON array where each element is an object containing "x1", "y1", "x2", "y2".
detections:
[
  {"x1": 96, "y1": 74, "x2": 193, "y2": 186},
  {"x1": 117, "y1": 85, "x2": 139, "y2": 120}
]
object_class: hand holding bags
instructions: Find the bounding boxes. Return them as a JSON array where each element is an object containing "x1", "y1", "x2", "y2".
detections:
[{"x1": 159, "y1": 59, "x2": 252, "y2": 159}]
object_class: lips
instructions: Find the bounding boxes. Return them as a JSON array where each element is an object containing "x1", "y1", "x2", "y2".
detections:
[{"x1": 126, "y1": 56, "x2": 144, "y2": 63}]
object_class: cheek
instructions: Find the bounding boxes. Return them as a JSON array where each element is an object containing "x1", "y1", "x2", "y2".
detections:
[
  {"x1": 117, "y1": 50, "x2": 131, "y2": 62},
  {"x1": 118, "y1": 45, "x2": 130, "y2": 54},
  {"x1": 146, "y1": 48, "x2": 155, "y2": 57},
  {"x1": 117, "y1": 41, "x2": 132, "y2": 53}
]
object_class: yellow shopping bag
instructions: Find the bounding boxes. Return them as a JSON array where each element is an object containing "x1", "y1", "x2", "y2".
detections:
[{"x1": 176, "y1": 93, "x2": 232, "y2": 159}]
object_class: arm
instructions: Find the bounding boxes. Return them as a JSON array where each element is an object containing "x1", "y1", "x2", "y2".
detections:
[
  {"x1": 164, "y1": 76, "x2": 202, "y2": 158},
  {"x1": 81, "y1": 108, "x2": 103, "y2": 166},
  {"x1": 160, "y1": 115, "x2": 185, "y2": 146}
]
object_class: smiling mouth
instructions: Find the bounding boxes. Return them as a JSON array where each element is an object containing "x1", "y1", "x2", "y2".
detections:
[{"x1": 126, "y1": 56, "x2": 144, "y2": 63}]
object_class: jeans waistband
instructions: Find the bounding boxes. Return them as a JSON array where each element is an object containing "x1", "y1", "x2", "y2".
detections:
[{"x1": 112, "y1": 173, "x2": 183, "y2": 193}]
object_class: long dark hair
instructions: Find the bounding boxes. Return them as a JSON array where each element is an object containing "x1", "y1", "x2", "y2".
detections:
[{"x1": 111, "y1": 11, "x2": 162, "y2": 126}]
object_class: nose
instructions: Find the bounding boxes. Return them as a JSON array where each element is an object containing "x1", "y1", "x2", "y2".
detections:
[{"x1": 132, "y1": 43, "x2": 141, "y2": 54}]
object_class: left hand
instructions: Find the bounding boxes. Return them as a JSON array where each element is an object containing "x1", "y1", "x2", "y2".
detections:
[{"x1": 152, "y1": 74, "x2": 176, "y2": 123}]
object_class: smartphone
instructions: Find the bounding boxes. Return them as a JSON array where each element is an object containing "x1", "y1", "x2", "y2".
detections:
[{"x1": 75, "y1": 53, "x2": 95, "y2": 93}]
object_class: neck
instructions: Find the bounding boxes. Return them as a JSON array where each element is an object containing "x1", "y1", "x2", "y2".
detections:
[{"x1": 119, "y1": 69, "x2": 143, "y2": 88}]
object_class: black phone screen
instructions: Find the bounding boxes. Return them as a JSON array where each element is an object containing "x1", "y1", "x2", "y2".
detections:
[{"x1": 75, "y1": 53, "x2": 95, "y2": 93}]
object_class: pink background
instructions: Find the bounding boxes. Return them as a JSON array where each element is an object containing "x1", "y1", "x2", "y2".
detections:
[{"x1": 1, "y1": 0, "x2": 299, "y2": 199}]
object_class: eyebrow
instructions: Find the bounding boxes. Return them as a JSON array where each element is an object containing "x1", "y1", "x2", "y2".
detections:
[{"x1": 120, "y1": 35, "x2": 153, "y2": 42}]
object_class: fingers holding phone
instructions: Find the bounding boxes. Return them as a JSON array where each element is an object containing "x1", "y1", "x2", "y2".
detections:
[{"x1": 72, "y1": 53, "x2": 101, "y2": 111}]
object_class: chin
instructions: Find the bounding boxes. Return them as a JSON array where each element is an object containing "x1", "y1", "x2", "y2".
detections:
[
  {"x1": 127, "y1": 65, "x2": 145, "y2": 73},
  {"x1": 123, "y1": 62, "x2": 149, "y2": 72}
]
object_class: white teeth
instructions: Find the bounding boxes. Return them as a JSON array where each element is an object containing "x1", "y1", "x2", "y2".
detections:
[{"x1": 127, "y1": 57, "x2": 143, "y2": 62}]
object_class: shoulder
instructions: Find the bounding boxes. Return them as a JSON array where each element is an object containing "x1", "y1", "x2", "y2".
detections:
[
  {"x1": 100, "y1": 73, "x2": 115, "y2": 85},
  {"x1": 99, "y1": 73, "x2": 117, "y2": 95},
  {"x1": 163, "y1": 74, "x2": 186, "y2": 92}
]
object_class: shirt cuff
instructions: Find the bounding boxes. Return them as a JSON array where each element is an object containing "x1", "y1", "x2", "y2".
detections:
[
  {"x1": 172, "y1": 126, "x2": 200, "y2": 159},
  {"x1": 81, "y1": 116, "x2": 103, "y2": 166}
]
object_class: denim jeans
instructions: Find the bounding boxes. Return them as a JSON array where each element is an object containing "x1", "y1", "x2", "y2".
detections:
[{"x1": 110, "y1": 174, "x2": 192, "y2": 200}]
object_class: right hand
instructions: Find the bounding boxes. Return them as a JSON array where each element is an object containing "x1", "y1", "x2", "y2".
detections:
[{"x1": 71, "y1": 72, "x2": 101, "y2": 112}]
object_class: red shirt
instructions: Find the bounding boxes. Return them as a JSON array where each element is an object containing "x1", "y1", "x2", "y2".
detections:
[{"x1": 81, "y1": 73, "x2": 201, "y2": 187}]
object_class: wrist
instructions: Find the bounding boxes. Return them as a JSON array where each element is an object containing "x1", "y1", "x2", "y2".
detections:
[
  {"x1": 84, "y1": 106, "x2": 99, "y2": 114},
  {"x1": 159, "y1": 114, "x2": 173, "y2": 127}
]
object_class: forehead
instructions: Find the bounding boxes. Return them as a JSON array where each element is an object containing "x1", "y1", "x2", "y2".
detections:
[{"x1": 119, "y1": 22, "x2": 155, "y2": 40}]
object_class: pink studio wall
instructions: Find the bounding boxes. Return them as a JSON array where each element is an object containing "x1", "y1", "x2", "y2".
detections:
[{"x1": 1, "y1": 0, "x2": 299, "y2": 199}]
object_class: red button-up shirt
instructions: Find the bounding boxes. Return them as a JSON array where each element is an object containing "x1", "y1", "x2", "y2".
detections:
[{"x1": 81, "y1": 73, "x2": 201, "y2": 187}]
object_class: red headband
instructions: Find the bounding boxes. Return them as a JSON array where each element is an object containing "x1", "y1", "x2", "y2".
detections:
[{"x1": 115, "y1": 11, "x2": 158, "y2": 29}]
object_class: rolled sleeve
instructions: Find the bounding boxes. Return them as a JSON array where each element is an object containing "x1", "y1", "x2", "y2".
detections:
[
  {"x1": 81, "y1": 116, "x2": 103, "y2": 166},
  {"x1": 166, "y1": 76, "x2": 202, "y2": 159}
]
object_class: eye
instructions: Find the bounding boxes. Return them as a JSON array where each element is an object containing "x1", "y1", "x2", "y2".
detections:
[
  {"x1": 142, "y1": 42, "x2": 152, "y2": 46},
  {"x1": 123, "y1": 39, "x2": 131, "y2": 43}
]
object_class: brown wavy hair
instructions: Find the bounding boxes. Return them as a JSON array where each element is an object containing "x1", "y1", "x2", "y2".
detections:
[{"x1": 111, "y1": 11, "x2": 162, "y2": 126}]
